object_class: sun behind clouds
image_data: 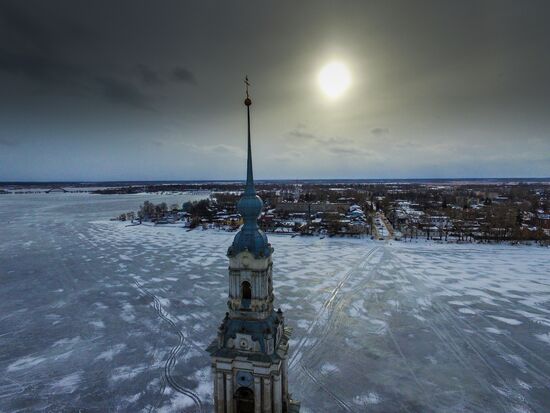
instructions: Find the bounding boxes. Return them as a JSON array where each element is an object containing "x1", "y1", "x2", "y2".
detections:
[{"x1": 318, "y1": 62, "x2": 351, "y2": 98}]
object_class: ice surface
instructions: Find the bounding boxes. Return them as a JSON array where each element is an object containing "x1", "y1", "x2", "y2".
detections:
[{"x1": 1, "y1": 193, "x2": 550, "y2": 412}]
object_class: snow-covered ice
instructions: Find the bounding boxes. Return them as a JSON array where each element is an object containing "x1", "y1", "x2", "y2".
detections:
[{"x1": 1, "y1": 193, "x2": 549, "y2": 412}]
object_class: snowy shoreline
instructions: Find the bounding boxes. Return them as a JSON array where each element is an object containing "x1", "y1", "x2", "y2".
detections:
[{"x1": 99, "y1": 219, "x2": 550, "y2": 249}]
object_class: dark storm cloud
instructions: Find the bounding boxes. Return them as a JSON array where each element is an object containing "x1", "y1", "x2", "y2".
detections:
[
  {"x1": 287, "y1": 128, "x2": 316, "y2": 140},
  {"x1": 287, "y1": 127, "x2": 352, "y2": 146},
  {"x1": 285, "y1": 126, "x2": 363, "y2": 160},
  {"x1": 0, "y1": 2, "x2": 53, "y2": 51},
  {"x1": 0, "y1": 46, "x2": 152, "y2": 109},
  {"x1": 371, "y1": 128, "x2": 389, "y2": 138},
  {"x1": 0, "y1": 2, "x2": 95, "y2": 55},
  {"x1": 172, "y1": 66, "x2": 197, "y2": 84},
  {"x1": 328, "y1": 146, "x2": 373, "y2": 157},
  {"x1": 0, "y1": 2, "x2": 88, "y2": 84},
  {"x1": 0, "y1": 0, "x2": 549, "y2": 180},
  {"x1": 0, "y1": 2, "x2": 153, "y2": 109},
  {"x1": 0, "y1": 138, "x2": 17, "y2": 147},
  {"x1": 138, "y1": 64, "x2": 196, "y2": 87},
  {"x1": 137, "y1": 64, "x2": 163, "y2": 86},
  {"x1": 94, "y1": 77, "x2": 151, "y2": 110},
  {"x1": 0, "y1": 48, "x2": 84, "y2": 83}
]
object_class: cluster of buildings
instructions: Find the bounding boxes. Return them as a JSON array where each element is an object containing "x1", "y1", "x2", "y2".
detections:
[
  {"x1": 191, "y1": 200, "x2": 370, "y2": 237},
  {"x1": 385, "y1": 185, "x2": 550, "y2": 243},
  {"x1": 127, "y1": 197, "x2": 372, "y2": 238},
  {"x1": 123, "y1": 180, "x2": 549, "y2": 245}
]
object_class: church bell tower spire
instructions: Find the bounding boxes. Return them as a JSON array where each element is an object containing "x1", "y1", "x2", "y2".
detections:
[
  {"x1": 244, "y1": 76, "x2": 255, "y2": 196},
  {"x1": 227, "y1": 77, "x2": 271, "y2": 259},
  {"x1": 207, "y1": 78, "x2": 300, "y2": 413}
]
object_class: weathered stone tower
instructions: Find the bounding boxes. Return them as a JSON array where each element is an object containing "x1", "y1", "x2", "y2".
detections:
[{"x1": 207, "y1": 78, "x2": 300, "y2": 413}]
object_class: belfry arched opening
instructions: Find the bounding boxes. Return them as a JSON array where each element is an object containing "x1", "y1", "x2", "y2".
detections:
[{"x1": 235, "y1": 387, "x2": 254, "y2": 413}]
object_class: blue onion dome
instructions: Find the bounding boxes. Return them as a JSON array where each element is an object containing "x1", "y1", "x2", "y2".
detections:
[
  {"x1": 237, "y1": 193, "x2": 262, "y2": 221},
  {"x1": 229, "y1": 192, "x2": 271, "y2": 258},
  {"x1": 229, "y1": 223, "x2": 271, "y2": 258}
]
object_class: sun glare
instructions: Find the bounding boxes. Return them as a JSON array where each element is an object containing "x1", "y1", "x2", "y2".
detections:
[{"x1": 319, "y1": 62, "x2": 351, "y2": 98}]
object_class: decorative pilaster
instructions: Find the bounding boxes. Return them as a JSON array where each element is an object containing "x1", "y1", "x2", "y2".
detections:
[
  {"x1": 282, "y1": 356, "x2": 289, "y2": 401},
  {"x1": 263, "y1": 376, "x2": 272, "y2": 413},
  {"x1": 273, "y1": 374, "x2": 282, "y2": 413},
  {"x1": 216, "y1": 371, "x2": 225, "y2": 413},
  {"x1": 254, "y1": 376, "x2": 262, "y2": 413},
  {"x1": 225, "y1": 373, "x2": 233, "y2": 413}
]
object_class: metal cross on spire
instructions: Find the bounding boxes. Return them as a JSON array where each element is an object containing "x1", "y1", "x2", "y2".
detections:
[{"x1": 244, "y1": 75, "x2": 251, "y2": 99}]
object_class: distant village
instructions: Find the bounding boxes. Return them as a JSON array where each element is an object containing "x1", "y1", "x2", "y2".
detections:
[{"x1": 114, "y1": 181, "x2": 550, "y2": 245}]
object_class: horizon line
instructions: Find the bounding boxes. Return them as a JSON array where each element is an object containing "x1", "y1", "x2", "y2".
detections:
[{"x1": 1, "y1": 176, "x2": 550, "y2": 185}]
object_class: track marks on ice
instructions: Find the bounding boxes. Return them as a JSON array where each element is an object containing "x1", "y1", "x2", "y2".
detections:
[
  {"x1": 133, "y1": 279, "x2": 205, "y2": 413},
  {"x1": 393, "y1": 249, "x2": 550, "y2": 412},
  {"x1": 289, "y1": 246, "x2": 382, "y2": 412}
]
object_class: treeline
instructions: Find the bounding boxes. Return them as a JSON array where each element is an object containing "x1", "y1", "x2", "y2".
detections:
[
  {"x1": 181, "y1": 199, "x2": 214, "y2": 220},
  {"x1": 115, "y1": 199, "x2": 217, "y2": 224}
]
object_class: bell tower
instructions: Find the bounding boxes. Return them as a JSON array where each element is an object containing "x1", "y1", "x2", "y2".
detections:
[{"x1": 207, "y1": 78, "x2": 300, "y2": 413}]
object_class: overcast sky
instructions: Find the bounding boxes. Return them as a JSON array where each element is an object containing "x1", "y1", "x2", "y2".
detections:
[{"x1": 0, "y1": 0, "x2": 549, "y2": 181}]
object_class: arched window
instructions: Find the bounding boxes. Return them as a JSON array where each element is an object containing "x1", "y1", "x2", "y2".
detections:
[
  {"x1": 241, "y1": 281, "x2": 251, "y2": 309},
  {"x1": 235, "y1": 387, "x2": 254, "y2": 413}
]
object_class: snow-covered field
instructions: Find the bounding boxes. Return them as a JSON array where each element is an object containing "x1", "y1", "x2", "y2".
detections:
[{"x1": 1, "y1": 194, "x2": 549, "y2": 412}]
